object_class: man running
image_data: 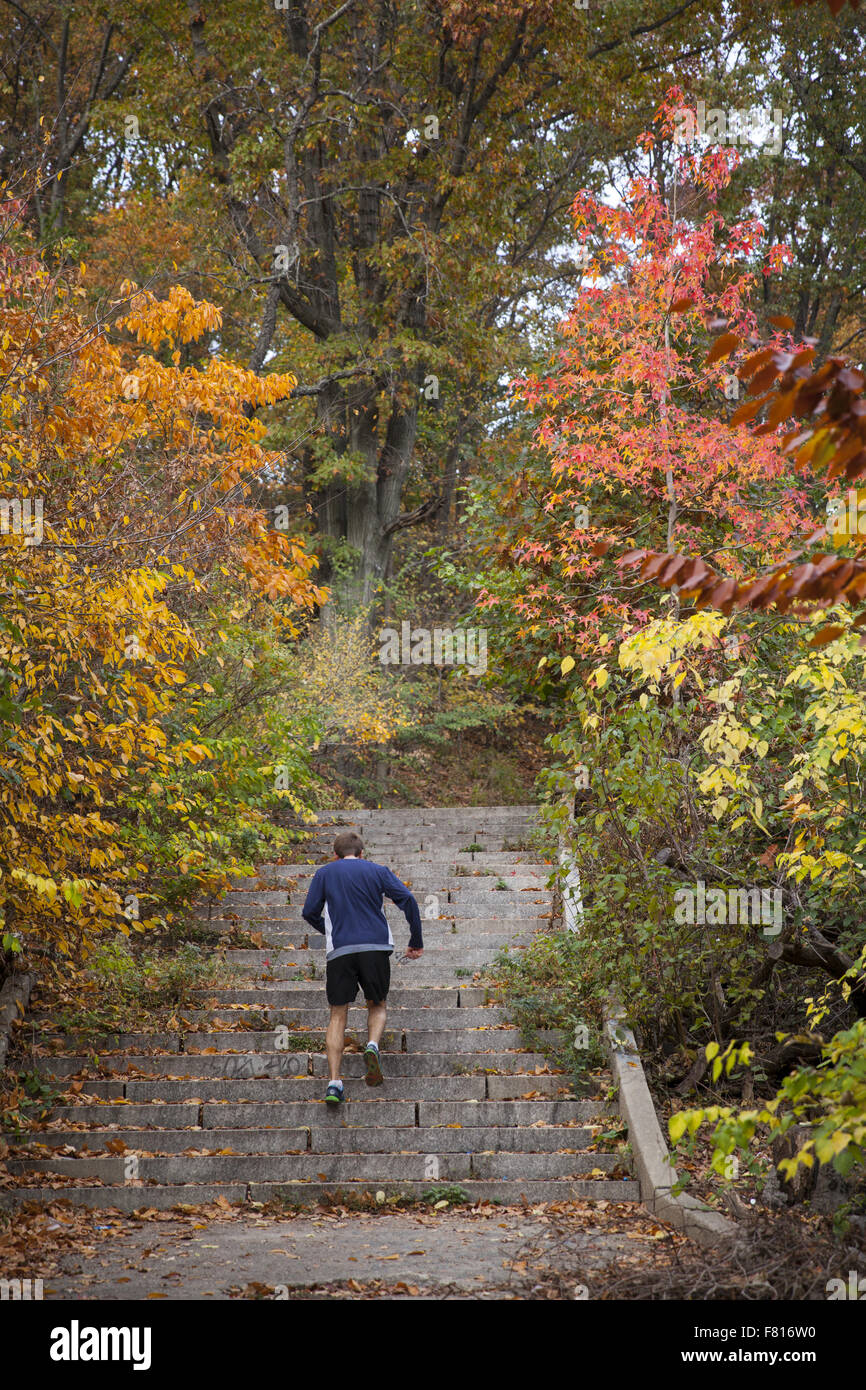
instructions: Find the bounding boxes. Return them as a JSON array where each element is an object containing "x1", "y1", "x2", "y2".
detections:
[{"x1": 302, "y1": 830, "x2": 423, "y2": 1105}]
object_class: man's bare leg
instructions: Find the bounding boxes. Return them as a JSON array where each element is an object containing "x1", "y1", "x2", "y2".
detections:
[
  {"x1": 364, "y1": 1001, "x2": 386, "y2": 1086},
  {"x1": 326, "y1": 1004, "x2": 349, "y2": 1084},
  {"x1": 366, "y1": 1001, "x2": 387, "y2": 1047}
]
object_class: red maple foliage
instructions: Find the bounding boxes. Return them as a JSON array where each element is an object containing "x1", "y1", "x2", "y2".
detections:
[{"x1": 486, "y1": 91, "x2": 810, "y2": 661}]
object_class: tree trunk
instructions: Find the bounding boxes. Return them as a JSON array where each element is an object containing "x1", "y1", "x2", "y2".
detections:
[{"x1": 309, "y1": 377, "x2": 420, "y2": 607}]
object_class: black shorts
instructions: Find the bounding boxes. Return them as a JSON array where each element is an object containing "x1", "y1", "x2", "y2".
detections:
[{"x1": 326, "y1": 950, "x2": 392, "y2": 1006}]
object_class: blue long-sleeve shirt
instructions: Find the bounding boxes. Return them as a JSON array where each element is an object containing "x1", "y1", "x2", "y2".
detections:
[{"x1": 301, "y1": 857, "x2": 423, "y2": 960}]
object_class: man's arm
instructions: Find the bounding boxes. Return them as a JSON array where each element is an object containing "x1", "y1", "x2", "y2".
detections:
[
  {"x1": 301, "y1": 868, "x2": 326, "y2": 934},
  {"x1": 380, "y1": 867, "x2": 423, "y2": 950}
]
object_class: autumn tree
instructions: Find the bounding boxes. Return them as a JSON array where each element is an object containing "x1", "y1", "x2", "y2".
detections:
[
  {"x1": 3, "y1": 1, "x2": 744, "y2": 607},
  {"x1": 0, "y1": 195, "x2": 324, "y2": 981},
  {"x1": 0, "y1": 2, "x2": 140, "y2": 239},
  {"x1": 513, "y1": 81, "x2": 866, "y2": 1192},
  {"x1": 464, "y1": 92, "x2": 808, "y2": 686}
]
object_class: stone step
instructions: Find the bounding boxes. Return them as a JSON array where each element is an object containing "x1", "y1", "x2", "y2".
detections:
[
  {"x1": 191, "y1": 974, "x2": 524, "y2": 994},
  {"x1": 1, "y1": 1184, "x2": 249, "y2": 1210},
  {"x1": 309, "y1": 824, "x2": 542, "y2": 833},
  {"x1": 240, "y1": 860, "x2": 552, "y2": 887},
  {"x1": 186, "y1": 1027, "x2": 553, "y2": 1050},
  {"x1": 310, "y1": 833, "x2": 543, "y2": 842},
  {"x1": 227, "y1": 949, "x2": 537, "y2": 969},
  {"x1": 217, "y1": 874, "x2": 549, "y2": 900},
  {"x1": 60, "y1": 1076, "x2": 500, "y2": 1101},
  {"x1": 457, "y1": 852, "x2": 550, "y2": 864},
  {"x1": 314, "y1": 810, "x2": 541, "y2": 820},
  {"x1": 153, "y1": 1006, "x2": 512, "y2": 1027},
  {"x1": 168, "y1": 987, "x2": 492, "y2": 1015},
  {"x1": 79, "y1": 1071, "x2": 588, "y2": 1101},
  {"x1": 18, "y1": 1123, "x2": 598, "y2": 1154},
  {"x1": 9, "y1": 1150, "x2": 624, "y2": 1183},
  {"x1": 304, "y1": 846, "x2": 542, "y2": 858},
  {"x1": 298, "y1": 842, "x2": 540, "y2": 855},
  {"x1": 417, "y1": 1099, "x2": 602, "y2": 1124},
  {"x1": 53, "y1": 1097, "x2": 605, "y2": 1127},
  {"x1": 309, "y1": 1124, "x2": 601, "y2": 1152},
  {"x1": 36, "y1": 1017, "x2": 530, "y2": 1054},
  {"x1": 217, "y1": 924, "x2": 546, "y2": 944},
  {"x1": 201, "y1": 900, "x2": 550, "y2": 921},
  {"x1": 198, "y1": 922, "x2": 548, "y2": 939},
  {"x1": 443, "y1": 895, "x2": 552, "y2": 908},
  {"x1": 291, "y1": 869, "x2": 554, "y2": 886},
  {"x1": 486, "y1": 1074, "x2": 575, "y2": 1099},
  {"x1": 151, "y1": 1027, "x2": 554, "y2": 1053},
  {"x1": 296, "y1": 912, "x2": 554, "y2": 925},
  {"x1": 265, "y1": 846, "x2": 546, "y2": 857},
  {"x1": 209, "y1": 892, "x2": 550, "y2": 917},
  {"x1": 206, "y1": 986, "x2": 487, "y2": 1006},
  {"x1": 307, "y1": 1054, "x2": 560, "y2": 1078},
  {"x1": 34, "y1": 1051, "x2": 559, "y2": 1080},
  {"x1": 314, "y1": 806, "x2": 540, "y2": 815},
  {"x1": 450, "y1": 882, "x2": 553, "y2": 892},
  {"x1": 53, "y1": 1100, "x2": 417, "y2": 1127},
  {"x1": 388, "y1": 806, "x2": 534, "y2": 812},
  {"x1": 1, "y1": 1178, "x2": 638, "y2": 1211},
  {"x1": 314, "y1": 810, "x2": 541, "y2": 819},
  {"x1": 215, "y1": 934, "x2": 546, "y2": 954},
  {"x1": 203, "y1": 941, "x2": 546, "y2": 961},
  {"x1": 19, "y1": 1129, "x2": 312, "y2": 1154},
  {"x1": 39, "y1": 1033, "x2": 183, "y2": 1053},
  {"x1": 29, "y1": 987, "x2": 493, "y2": 1032},
  {"x1": 219, "y1": 936, "x2": 542, "y2": 959},
  {"x1": 181, "y1": 982, "x2": 508, "y2": 1008}
]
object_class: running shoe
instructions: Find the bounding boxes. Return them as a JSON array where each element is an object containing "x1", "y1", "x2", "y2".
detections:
[{"x1": 364, "y1": 1043, "x2": 384, "y2": 1087}]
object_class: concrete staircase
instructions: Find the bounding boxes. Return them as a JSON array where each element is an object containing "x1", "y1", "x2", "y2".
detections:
[{"x1": 6, "y1": 806, "x2": 638, "y2": 1209}]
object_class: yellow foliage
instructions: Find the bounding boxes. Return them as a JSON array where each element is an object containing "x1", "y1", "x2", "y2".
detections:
[
  {"x1": 0, "y1": 232, "x2": 324, "y2": 969},
  {"x1": 295, "y1": 612, "x2": 409, "y2": 749}
]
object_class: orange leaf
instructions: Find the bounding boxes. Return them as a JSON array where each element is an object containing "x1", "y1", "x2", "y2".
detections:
[
  {"x1": 706, "y1": 332, "x2": 740, "y2": 365},
  {"x1": 808, "y1": 625, "x2": 845, "y2": 646},
  {"x1": 729, "y1": 396, "x2": 768, "y2": 427}
]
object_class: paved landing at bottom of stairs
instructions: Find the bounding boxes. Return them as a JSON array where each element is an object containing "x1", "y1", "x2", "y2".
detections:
[{"x1": 34, "y1": 1204, "x2": 681, "y2": 1300}]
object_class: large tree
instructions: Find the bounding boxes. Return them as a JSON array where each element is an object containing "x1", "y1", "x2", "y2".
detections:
[
  {"x1": 174, "y1": 0, "x2": 709, "y2": 603},
  {"x1": 0, "y1": 2, "x2": 140, "y2": 238},
  {"x1": 1, "y1": 0, "x2": 751, "y2": 603},
  {"x1": 127, "y1": 1, "x2": 745, "y2": 603}
]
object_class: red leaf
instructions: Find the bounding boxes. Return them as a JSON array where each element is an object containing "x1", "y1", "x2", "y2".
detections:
[
  {"x1": 641, "y1": 554, "x2": 670, "y2": 580},
  {"x1": 729, "y1": 396, "x2": 769, "y2": 427},
  {"x1": 740, "y1": 348, "x2": 776, "y2": 376},
  {"x1": 712, "y1": 579, "x2": 738, "y2": 612},
  {"x1": 843, "y1": 450, "x2": 866, "y2": 481},
  {"x1": 747, "y1": 363, "x2": 783, "y2": 396},
  {"x1": 618, "y1": 549, "x2": 647, "y2": 568}
]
